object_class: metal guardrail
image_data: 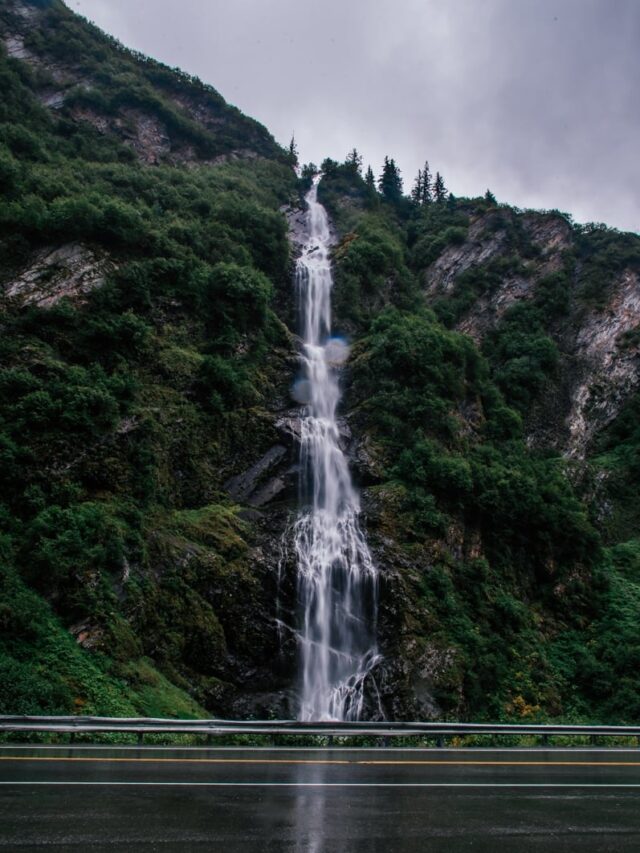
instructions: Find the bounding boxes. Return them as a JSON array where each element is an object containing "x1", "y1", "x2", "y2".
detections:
[{"x1": 1, "y1": 716, "x2": 639, "y2": 744}]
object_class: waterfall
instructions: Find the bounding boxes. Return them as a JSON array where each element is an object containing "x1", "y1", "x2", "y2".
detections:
[{"x1": 294, "y1": 175, "x2": 380, "y2": 722}]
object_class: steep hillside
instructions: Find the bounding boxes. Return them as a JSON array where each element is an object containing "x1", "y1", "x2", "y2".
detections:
[
  {"x1": 0, "y1": 0, "x2": 284, "y2": 165},
  {"x1": 0, "y1": 0, "x2": 299, "y2": 717},
  {"x1": 2, "y1": 0, "x2": 640, "y2": 725},
  {"x1": 318, "y1": 161, "x2": 640, "y2": 721}
]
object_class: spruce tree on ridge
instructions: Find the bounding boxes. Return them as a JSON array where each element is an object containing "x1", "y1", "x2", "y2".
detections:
[
  {"x1": 378, "y1": 156, "x2": 403, "y2": 202},
  {"x1": 434, "y1": 171, "x2": 447, "y2": 203}
]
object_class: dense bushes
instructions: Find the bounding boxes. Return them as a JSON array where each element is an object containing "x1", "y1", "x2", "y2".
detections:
[
  {"x1": 352, "y1": 306, "x2": 598, "y2": 585},
  {"x1": 347, "y1": 300, "x2": 608, "y2": 717},
  {"x1": 0, "y1": 15, "x2": 297, "y2": 716},
  {"x1": 3, "y1": 1, "x2": 640, "y2": 723},
  {"x1": 483, "y1": 303, "x2": 559, "y2": 412},
  {"x1": 574, "y1": 224, "x2": 640, "y2": 307},
  {"x1": 352, "y1": 308, "x2": 483, "y2": 442}
]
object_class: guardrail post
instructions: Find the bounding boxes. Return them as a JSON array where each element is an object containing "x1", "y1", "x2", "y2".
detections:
[
  {"x1": 436, "y1": 736, "x2": 444, "y2": 749},
  {"x1": 69, "y1": 732, "x2": 75, "y2": 745},
  {"x1": 137, "y1": 732, "x2": 144, "y2": 746},
  {"x1": 542, "y1": 734, "x2": 549, "y2": 747}
]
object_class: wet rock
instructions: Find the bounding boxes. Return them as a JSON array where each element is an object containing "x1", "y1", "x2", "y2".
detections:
[
  {"x1": 282, "y1": 204, "x2": 310, "y2": 256},
  {"x1": 3, "y1": 33, "x2": 32, "y2": 60},
  {"x1": 425, "y1": 216, "x2": 510, "y2": 296},
  {"x1": 237, "y1": 508, "x2": 263, "y2": 523},
  {"x1": 224, "y1": 445, "x2": 288, "y2": 503},
  {"x1": 348, "y1": 432, "x2": 385, "y2": 484},
  {"x1": 567, "y1": 268, "x2": 640, "y2": 456},
  {"x1": 249, "y1": 475, "x2": 287, "y2": 507},
  {"x1": 3, "y1": 243, "x2": 114, "y2": 307},
  {"x1": 275, "y1": 413, "x2": 304, "y2": 445},
  {"x1": 69, "y1": 621, "x2": 105, "y2": 651}
]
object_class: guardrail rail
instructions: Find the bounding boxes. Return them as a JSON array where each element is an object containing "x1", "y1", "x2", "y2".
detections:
[{"x1": 1, "y1": 716, "x2": 639, "y2": 746}]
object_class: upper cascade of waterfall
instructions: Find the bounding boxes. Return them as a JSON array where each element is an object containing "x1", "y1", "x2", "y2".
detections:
[{"x1": 294, "y1": 176, "x2": 381, "y2": 722}]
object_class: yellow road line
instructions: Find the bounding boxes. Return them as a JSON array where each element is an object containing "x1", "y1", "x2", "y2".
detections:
[{"x1": 0, "y1": 756, "x2": 639, "y2": 767}]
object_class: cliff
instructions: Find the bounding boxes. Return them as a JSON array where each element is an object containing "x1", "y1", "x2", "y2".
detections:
[
  {"x1": 0, "y1": 0, "x2": 285, "y2": 165},
  {"x1": 2, "y1": 0, "x2": 640, "y2": 724},
  {"x1": 319, "y1": 163, "x2": 640, "y2": 721},
  {"x1": 0, "y1": 0, "x2": 299, "y2": 718}
]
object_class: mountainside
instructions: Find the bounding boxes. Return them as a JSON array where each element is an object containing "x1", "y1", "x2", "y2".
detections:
[
  {"x1": 0, "y1": 0, "x2": 283, "y2": 165},
  {"x1": 0, "y1": 0, "x2": 298, "y2": 718},
  {"x1": 2, "y1": 0, "x2": 640, "y2": 723},
  {"x1": 319, "y1": 164, "x2": 640, "y2": 720}
]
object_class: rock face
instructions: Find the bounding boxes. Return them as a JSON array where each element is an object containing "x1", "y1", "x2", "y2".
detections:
[
  {"x1": 426, "y1": 216, "x2": 511, "y2": 298},
  {"x1": 70, "y1": 106, "x2": 172, "y2": 165},
  {"x1": 567, "y1": 269, "x2": 640, "y2": 455},
  {"x1": 225, "y1": 444, "x2": 296, "y2": 508},
  {"x1": 425, "y1": 209, "x2": 640, "y2": 458},
  {"x1": 3, "y1": 243, "x2": 113, "y2": 307},
  {"x1": 3, "y1": 32, "x2": 32, "y2": 60},
  {"x1": 429, "y1": 213, "x2": 573, "y2": 346}
]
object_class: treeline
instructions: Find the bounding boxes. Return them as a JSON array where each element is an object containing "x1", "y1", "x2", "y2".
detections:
[{"x1": 297, "y1": 147, "x2": 451, "y2": 210}]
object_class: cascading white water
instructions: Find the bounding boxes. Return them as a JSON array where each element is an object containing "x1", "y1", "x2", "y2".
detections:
[{"x1": 294, "y1": 176, "x2": 380, "y2": 722}]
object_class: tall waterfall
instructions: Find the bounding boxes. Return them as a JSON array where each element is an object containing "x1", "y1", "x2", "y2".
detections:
[{"x1": 294, "y1": 176, "x2": 380, "y2": 722}]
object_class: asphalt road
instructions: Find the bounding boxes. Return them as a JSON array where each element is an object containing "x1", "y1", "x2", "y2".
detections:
[{"x1": 1, "y1": 745, "x2": 639, "y2": 851}]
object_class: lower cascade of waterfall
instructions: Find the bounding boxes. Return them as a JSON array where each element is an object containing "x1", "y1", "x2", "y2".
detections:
[{"x1": 293, "y1": 175, "x2": 381, "y2": 722}]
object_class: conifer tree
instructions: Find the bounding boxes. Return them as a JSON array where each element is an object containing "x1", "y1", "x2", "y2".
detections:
[
  {"x1": 288, "y1": 134, "x2": 299, "y2": 166},
  {"x1": 485, "y1": 188, "x2": 497, "y2": 204},
  {"x1": 434, "y1": 171, "x2": 447, "y2": 203},
  {"x1": 345, "y1": 148, "x2": 363, "y2": 175},
  {"x1": 365, "y1": 165, "x2": 376, "y2": 193},
  {"x1": 364, "y1": 165, "x2": 379, "y2": 208},
  {"x1": 301, "y1": 162, "x2": 317, "y2": 183},
  {"x1": 378, "y1": 156, "x2": 403, "y2": 202},
  {"x1": 421, "y1": 160, "x2": 433, "y2": 204},
  {"x1": 321, "y1": 157, "x2": 339, "y2": 177},
  {"x1": 411, "y1": 169, "x2": 423, "y2": 205}
]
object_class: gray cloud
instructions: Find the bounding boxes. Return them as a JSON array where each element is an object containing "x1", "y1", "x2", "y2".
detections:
[{"x1": 71, "y1": 0, "x2": 640, "y2": 232}]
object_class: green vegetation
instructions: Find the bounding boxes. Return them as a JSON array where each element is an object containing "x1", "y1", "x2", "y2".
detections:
[
  {"x1": 0, "y1": 1, "x2": 297, "y2": 716},
  {"x1": 320, "y1": 156, "x2": 640, "y2": 722},
  {"x1": 350, "y1": 305, "x2": 599, "y2": 718},
  {"x1": 2, "y1": 1, "x2": 640, "y2": 724}
]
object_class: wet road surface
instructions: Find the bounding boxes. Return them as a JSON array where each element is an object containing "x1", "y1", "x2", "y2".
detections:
[{"x1": 0, "y1": 745, "x2": 639, "y2": 851}]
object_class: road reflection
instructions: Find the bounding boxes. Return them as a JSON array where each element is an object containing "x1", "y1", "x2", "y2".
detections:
[
  {"x1": 291, "y1": 760, "x2": 327, "y2": 853},
  {"x1": 291, "y1": 758, "x2": 351, "y2": 853}
]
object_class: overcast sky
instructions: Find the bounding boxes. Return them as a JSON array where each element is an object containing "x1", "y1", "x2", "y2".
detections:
[{"x1": 70, "y1": 0, "x2": 639, "y2": 233}]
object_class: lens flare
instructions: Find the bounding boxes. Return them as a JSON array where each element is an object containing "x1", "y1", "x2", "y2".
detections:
[
  {"x1": 291, "y1": 378, "x2": 312, "y2": 405},
  {"x1": 324, "y1": 337, "x2": 350, "y2": 365}
]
